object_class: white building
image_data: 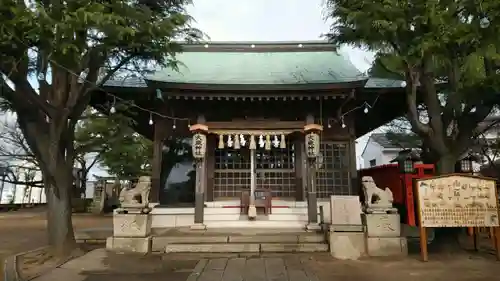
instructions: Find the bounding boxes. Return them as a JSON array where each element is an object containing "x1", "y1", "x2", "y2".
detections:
[
  {"x1": 361, "y1": 133, "x2": 410, "y2": 167},
  {"x1": 0, "y1": 163, "x2": 46, "y2": 204},
  {"x1": 360, "y1": 116, "x2": 500, "y2": 171}
]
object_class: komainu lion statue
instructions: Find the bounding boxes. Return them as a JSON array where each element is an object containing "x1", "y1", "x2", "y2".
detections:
[
  {"x1": 119, "y1": 176, "x2": 151, "y2": 208},
  {"x1": 361, "y1": 176, "x2": 393, "y2": 208}
]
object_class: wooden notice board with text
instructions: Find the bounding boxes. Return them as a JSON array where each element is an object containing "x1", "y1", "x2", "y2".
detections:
[{"x1": 415, "y1": 174, "x2": 500, "y2": 261}]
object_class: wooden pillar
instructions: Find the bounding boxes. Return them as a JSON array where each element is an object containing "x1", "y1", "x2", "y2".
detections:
[
  {"x1": 191, "y1": 116, "x2": 207, "y2": 229},
  {"x1": 150, "y1": 119, "x2": 164, "y2": 203},
  {"x1": 305, "y1": 114, "x2": 320, "y2": 230},
  {"x1": 194, "y1": 157, "x2": 206, "y2": 225}
]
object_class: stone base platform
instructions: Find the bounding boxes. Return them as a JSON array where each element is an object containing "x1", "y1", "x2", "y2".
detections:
[
  {"x1": 366, "y1": 237, "x2": 408, "y2": 256},
  {"x1": 106, "y1": 236, "x2": 152, "y2": 253},
  {"x1": 76, "y1": 227, "x2": 329, "y2": 254},
  {"x1": 152, "y1": 228, "x2": 328, "y2": 253},
  {"x1": 329, "y1": 232, "x2": 366, "y2": 260}
]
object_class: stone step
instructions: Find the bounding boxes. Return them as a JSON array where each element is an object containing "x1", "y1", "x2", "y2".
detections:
[
  {"x1": 165, "y1": 243, "x2": 260, "y2": 253},
  {"x1": 267, "y1": 214, "x2": 308, "y2": 221},
  {"x1": 164, "y1": 242, "x2": 328, "y2": 253},
  {"x1": 152, "y1": 233, "x2": 324, "y2": 245},
  {"x1": 260, "y1": 243, "x2": 329, "y2": 253},
  {"x1": 204, "y1": 213, "x2": 310, "y2": 222},
  {"x1": 270, "y1": 207, "x2": 308, "y2": 214},
  {"x1": 204, "y1": 220, "x2": 306, "y2": 228}
]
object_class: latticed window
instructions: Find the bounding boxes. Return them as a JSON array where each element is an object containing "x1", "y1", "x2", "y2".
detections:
[
  {"x1": 316, "y1": 141, "x2": 351, "y2": 198},
  {"x1": 213, "y1": 140, "x2": 296, "y2": 199},
  {"x1": 255, "y1": 142, "x2": 295, "y2": 198},
  {"x1": 214, "y1": 148, "x2": 251, "y2": 198}
]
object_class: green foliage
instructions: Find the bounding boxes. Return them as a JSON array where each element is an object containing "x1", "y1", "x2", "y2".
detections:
[
  {"x1": 0, "y1": 1, "x2": 201, "y2": 74},
  {"x1": 75, "y1": 106, "x2": 192, "y2": 179},
  {"x1": 99, "y1": 132, "x2": 153, "y2": 178},
  {"x1": 326, "y1": 0, "x2": 500, "y2": 172},
  {"x1": 74, "y1": 105, "x2": 153, "y2": 177},
  {"x1": 0, "y1": 0, "x2": 201, "y2": 254},
  {"x1": 74, "y1": 104, "x2": 149, "y2": 177}
]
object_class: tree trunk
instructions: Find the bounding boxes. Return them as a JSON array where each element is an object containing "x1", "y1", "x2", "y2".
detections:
[
  {"x1": 436, "y1": 154, "x2": 457, "y2": 175},
  {"x1": 43, "y1": 165, "x2": 78, "y2": 257},
  {"x1": 431, "y1": 153, "x2": 464, "y2": 253}
]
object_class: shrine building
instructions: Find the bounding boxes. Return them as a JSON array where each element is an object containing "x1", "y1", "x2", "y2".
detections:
[{"x1": 92, "y1": 41, "x2": 407, "y2": 229}]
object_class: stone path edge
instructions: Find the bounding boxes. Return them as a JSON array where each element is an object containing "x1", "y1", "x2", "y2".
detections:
[
  {"x1": 4, "y1": 253, "x2": 21, "y2": 281},
  {"x1": 3, "y1": 246, "x2": 70, "y2": 281}
]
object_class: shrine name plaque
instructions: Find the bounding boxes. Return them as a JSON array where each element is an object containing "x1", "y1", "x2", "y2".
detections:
[{"x1": 416, "y1": 175, "x2": 499, "y2": 228}]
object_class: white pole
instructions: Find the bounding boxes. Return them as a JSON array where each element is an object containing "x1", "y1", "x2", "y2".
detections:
[{"x1": 248, "y1": 148, "x2": 257, "y2": 219}]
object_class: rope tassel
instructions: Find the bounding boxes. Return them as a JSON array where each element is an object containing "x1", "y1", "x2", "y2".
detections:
[
  {"x1": 249, "y1": 135, "x2": 256, "y2": 149},
  {"x1": 265, "y1": 135, "x2": 271, "y2": 150},
  {"x1": 234, "y1": 134, "x2": 240, "y2": 149},
  {"x1": 280, "y1": 134, "x2": 286, "y2": 149},
  {"x1": 218, "y1": 134, "x2": 224, "y2": 149}
]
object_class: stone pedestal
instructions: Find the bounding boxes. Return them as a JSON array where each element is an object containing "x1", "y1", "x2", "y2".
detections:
[
  {"x1": 362, "y1": 213, "x2": 401, "y2": 237},
  {"x1": 190, "y1": 223, "x2": 207, "y2": 230},
  {"x1": 362, "y1": 213, "x2": 407, "y2": 257},
  {"x1": 306, "y1": 223, "x2": 321, "y2": 231},
  {"x1": 106, "y1": 236, "x2": 152, "y2": 253},
  {"x1": 328, "y1": 226, "x2": 366, "y2": 260},
  {"x1": 366, "y1": 237, "x2": 408, "y2": 256},
  {"x1": 113, "y1": 213, "x2": 152, "y2": 237},
  {"x1": 107, "y1": 213, "x2": 152, "y2": 254},
  {"x1": 327, "y1": 195, "x2": 366, "y2": 260}
]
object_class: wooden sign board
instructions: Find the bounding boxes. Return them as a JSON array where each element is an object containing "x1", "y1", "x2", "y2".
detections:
[
  {"x1": 415, "y1": 174, "x2": 500, "y2": 262},
  {"x1": 416, "y1": 175, "x2": 499, "y2": 228}
]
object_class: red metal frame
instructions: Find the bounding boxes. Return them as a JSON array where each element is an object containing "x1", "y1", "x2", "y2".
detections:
[{"x1": 359, "y1": 163, "x2": 435, "y2": 226}]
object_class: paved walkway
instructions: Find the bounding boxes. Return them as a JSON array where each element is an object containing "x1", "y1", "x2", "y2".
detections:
[{"x1": 31, "y1": 248, "x2": 500, "y2": 281}]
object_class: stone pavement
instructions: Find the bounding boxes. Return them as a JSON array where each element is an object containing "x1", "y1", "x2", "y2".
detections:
[{"x1": 32, "y1": 248, "x2": 500, "y2": 281}]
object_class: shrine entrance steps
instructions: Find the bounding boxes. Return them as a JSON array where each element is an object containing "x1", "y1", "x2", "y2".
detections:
[{"x1": 151, "y1": 228, "x2": 329, "y2": 254}]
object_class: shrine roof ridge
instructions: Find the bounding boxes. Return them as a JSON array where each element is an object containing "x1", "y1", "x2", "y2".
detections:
[{"x1": 180, "y1": 41, "x2": 336, "y2": 52}]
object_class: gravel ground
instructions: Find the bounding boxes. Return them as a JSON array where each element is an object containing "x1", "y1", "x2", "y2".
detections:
[{"x1": 0, "y1": 207, "x2": 111, "y2": 281}]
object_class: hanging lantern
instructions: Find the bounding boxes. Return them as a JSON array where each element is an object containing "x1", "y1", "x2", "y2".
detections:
[
  {"x1": 192, "y1": 133, "x2": 207, "y2": 159},
  {"x1": 240, "y1": 134, "x2": 246, "y2": 147},
  {"x1": 305, "y1": 132, "x2": 320, "y2": 158},
  {"x1": 227, "y1": 135, "x2": 233, "y2": 147}
]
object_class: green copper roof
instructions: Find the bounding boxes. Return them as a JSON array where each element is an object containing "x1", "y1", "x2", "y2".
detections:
[
  {"x1": 146, "y1": 42, "x2": 365, "y2": 85},
  {"x1": 365, "y1": 78, "x2": 405, "y2": 88}
]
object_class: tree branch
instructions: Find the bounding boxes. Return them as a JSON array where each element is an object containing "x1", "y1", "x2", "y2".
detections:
[{"x1": 404, "y1": 65, "x2": 430, "y2": 136}]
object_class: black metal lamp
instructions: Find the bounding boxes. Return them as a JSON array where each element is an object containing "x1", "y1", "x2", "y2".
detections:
[
  {"x1": 459, "y1": 155, "x2": 474, "y2": 174},
  {"x1": 390, "y1": 149, "x2": 419, "y2": 174}
]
